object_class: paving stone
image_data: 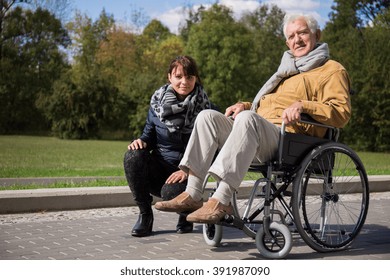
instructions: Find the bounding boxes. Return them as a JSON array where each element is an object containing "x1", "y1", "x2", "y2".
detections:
[{"x1": 1, "y1": 193, "x2": 390, "y2": 260}]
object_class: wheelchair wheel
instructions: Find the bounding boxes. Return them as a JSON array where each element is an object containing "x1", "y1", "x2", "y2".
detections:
[
  {"x1": 202, "y1": 223, "x2": 223, "y2": 246},
  {"x1": 255, "y1": 222, "x2": 292, "y2": 259},
  {"x1": 292, "y1": 142, "x2": 369, "y2": 252}
]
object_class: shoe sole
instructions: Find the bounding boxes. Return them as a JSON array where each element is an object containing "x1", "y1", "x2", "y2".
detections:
[
  {"x1": 155, "y1": 205, "x2": 202, "y2": 213},
  {"x1": 186, "y1": 216, "x2": 221, "y2": 223},
  {"x1": 187, "y1": 210, "x2": 233, "y2": 223},
  {"x1": 131, "y1": 231, "x2": 153, "y2": 237}
]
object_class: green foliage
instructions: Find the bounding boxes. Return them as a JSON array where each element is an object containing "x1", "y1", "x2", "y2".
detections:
[
  {"x1": 184, "y1": 4, "x2": 285, "y2": 110},
  {"x1": 184, "y1": 4, "x2": 252, "y2": 109},
  {"x1": 41, "y1": 10, "x2": 125, "y2": 139},
  {"x1": 41, "y1": 70, "x2": 125, "y2": 139},
  {"x1": 0, "y1": 1, "x2": 389, "y2": 151},
  {"x1": 0, "y1": 6, "x2": 70, "y2": 133},
  {"x1": 323, "y1": 0, "x2": 390, "y2": 151},
  {"x1": 239, "y1": 5, "x2": 286, "y2": 99},
  {"x1": 120, "y1": 21, "x2": 185, "y2": 138}
]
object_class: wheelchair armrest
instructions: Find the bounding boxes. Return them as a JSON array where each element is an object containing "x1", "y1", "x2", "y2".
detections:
[
  {"x1": 280, "y1": 113, "x2": 337, "y2": 135},
  {"x1": 299, "y1": 113, "x2": 336, "y2": 130},
  {"x1": 278, "y1": 114, "x2": 338, "y2": 167}
]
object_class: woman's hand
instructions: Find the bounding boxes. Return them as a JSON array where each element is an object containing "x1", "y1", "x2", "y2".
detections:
[
  {"x1": 165, "y1": 170, "x2": 188, "y2": 184},
  {"x1": 128, "y1": 139, "x2": 147, "y2": 150}
]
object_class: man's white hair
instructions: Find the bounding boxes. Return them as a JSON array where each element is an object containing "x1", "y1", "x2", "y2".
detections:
[{"x1": 283, "y1": 14, "x2": 320, "y2": 39}]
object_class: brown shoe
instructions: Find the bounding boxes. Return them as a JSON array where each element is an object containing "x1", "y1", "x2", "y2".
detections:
[
  {"x1": 186, "y1": 198, "x2": 233, "y2": 224},
  {"x1": 154, "y1": 192, "x2": 202, "y2": 213}
]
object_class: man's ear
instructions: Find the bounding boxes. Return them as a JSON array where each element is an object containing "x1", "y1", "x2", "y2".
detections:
[{"x1": 316, "y1": 29, "x2": 321, "y2": 41}]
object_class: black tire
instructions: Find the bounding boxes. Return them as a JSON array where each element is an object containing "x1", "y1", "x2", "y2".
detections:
[{"x1": 292, "y1": 142, "x2": 369, "y2": 252}]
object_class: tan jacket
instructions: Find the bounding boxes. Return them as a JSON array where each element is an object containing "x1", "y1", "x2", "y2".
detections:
[{"x1": 242, "y1": 60, "x2": 351, "y2": 138}]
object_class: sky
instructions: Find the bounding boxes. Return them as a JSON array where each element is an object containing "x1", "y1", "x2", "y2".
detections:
[{"x1": 72, "y1": 0, "x2": 335, "y2": 33}]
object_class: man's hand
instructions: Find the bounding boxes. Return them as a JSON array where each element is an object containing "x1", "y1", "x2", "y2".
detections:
[
  {"x1": 282, "y1": 101, "x2": 303, "y2": 125},
  {"x1": 225, "y1": 102, "x2": 245, "y2": 119},
  {"x1": 128, "y1": 139, "x2": 147, "y2": 150},
  {"x1": 165, "y1": 170, "x2": 188, "y2": 184}
]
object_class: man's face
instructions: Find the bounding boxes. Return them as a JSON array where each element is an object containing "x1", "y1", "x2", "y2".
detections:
[{"x1": 285, "y1": 18, "x2": 319, "y2": 58}]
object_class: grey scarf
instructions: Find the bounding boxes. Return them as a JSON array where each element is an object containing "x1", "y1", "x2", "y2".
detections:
[
  {"x1": 251, "y1": 43, "x2": 330, "y2": 110},
  {"x1": 151, "y1": 83, "x2": 210, "y2": 133}
]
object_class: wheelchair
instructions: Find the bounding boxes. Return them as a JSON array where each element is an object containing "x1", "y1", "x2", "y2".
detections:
[{"x1": 201, "y1": 115, "x2": 370, "y2": 259}]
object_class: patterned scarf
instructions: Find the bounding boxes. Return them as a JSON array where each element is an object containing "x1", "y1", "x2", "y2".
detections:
[
  {"x1": 251, "y1": 43, "x2": 330, "y2": 110},
  {"x1": 151, "y1": 83, "x2": 210, "y2": 133}
]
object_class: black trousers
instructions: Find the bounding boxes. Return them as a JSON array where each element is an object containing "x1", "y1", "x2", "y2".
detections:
[{"x1": 123, "y1": 149, "x2": 186, "y2": 214}]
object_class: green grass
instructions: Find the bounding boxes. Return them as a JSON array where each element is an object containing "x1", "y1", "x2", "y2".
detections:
[
  {"x1": 1, "y1": 179, "x2": 129, "y2": 191},
  {"x1": 354, "y1": 152, "x2": 390, "y2": 175},
  {"x1": 0, "y1": 135, "x2": 128, "y2": 178},
  {"x1": 1, "y1": 135, "x2": 389, "y2": 190},
  {"x1": 0, "y1": 135, "x2": 129, "y2": 190}
]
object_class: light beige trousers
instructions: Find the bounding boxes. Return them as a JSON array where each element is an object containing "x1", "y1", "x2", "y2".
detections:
[{"x1": 179, "y1": 109, "x2": 280, "y2": 200}]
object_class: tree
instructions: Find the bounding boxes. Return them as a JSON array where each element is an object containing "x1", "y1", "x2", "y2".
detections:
[
  {"x1": 96, "y1": 29, "x2": 138, "y2": 93},
  {"x1": 183, "y1": 4, "x2": 285, "y2": 111},
  {"x1": 240, "y1": 4, "x2": 285, "y2": 99},
  {"x1": 122, "y1": 20, "x2": 184, "y2": 138},
  {"x1": 360, "y1": 23, "x2": 390, "y2": 151},
  {"x1": 28, "y1": 0, "x2": 73, "y2": 23},
  {"x1": 323, "y1": 0, "x2": 390, "y2": 151},
  {"x1": 67, "y1": 10, "x2": 115, "y2": 79},
  {"x1": 356, "y1": 0, "x2": 390, "y2": 26},
  {"x1": 1, "y1": 1, "x2": 30, "y2": 60},
  {"x1": 179, "y1": 4, "x2": 206, "y2": 42},
  {"x1": 184, "y1": 4, "x2": 256, "y2": 110},
  {"x1": 40, "y1": 10, "x2": 119, "y2": 139},
  {"x1": 0, "y1": 5, "x2": 70, "y2": 133},
  {"x1": 41, "y1": 69, "x2": 122, "y2": 139}
]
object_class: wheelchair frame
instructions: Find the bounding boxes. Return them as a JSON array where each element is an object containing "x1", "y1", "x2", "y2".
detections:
[{"x1": 201, "y1": 116, "x2": 370, "y2": 259}]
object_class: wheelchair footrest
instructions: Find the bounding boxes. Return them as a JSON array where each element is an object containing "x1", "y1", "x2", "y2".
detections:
[{"x1": 221, "y1": 214, "x2": 245, "y2": 230}]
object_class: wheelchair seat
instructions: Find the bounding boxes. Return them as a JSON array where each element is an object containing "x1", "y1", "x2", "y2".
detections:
[{"x1": 249, "y1": 114, "x2": 336, "y2": 173}]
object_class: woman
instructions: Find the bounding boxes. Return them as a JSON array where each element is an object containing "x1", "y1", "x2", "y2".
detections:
[{"x1": 124, "y1": 56, "x2": 211, "y2": 237}]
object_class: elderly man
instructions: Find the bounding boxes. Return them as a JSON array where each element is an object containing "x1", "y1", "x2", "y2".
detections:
[{"x1": 155, "y1": 14, "x2": 351, "y2": 224}]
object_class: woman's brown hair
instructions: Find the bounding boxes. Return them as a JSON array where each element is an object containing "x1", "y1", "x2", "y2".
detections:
[{"x1": 168, "y1": 55, "x2": 202, "y2": 85}]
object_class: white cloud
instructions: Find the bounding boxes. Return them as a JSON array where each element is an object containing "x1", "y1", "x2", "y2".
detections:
[
  {"x1": 264, "y1": 0, "x2": 324, "y2": 26},
  {"x1": 154, "y1": 7, "x2": 189, "y2": 34},
  {"x1": 220, "y1": 0, "x2": 260, "y2": 18},
  {"x1": 265, "y1": 0, "x2": 320, "y2": 10},
  {"x1": 155, "y1": 0, "x2": 329, "y2": 34}
]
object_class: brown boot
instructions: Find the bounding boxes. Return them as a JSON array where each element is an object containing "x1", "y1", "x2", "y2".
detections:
[
  {"x1": 155, "y1": 192, "x2": 202, "y2": 213},
  {"x1": 186, "y1": 198, "x2": 233, "y2": 223}
]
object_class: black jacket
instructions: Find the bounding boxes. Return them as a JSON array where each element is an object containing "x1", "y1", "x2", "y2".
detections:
[{"x1": 140, "y1": 107, "x2": 190, "y2": 167}]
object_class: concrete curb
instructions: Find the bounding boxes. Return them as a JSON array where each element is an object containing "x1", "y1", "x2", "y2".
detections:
[{"x1": 0, "y1": 176, "x2": 389, "y2": 214}]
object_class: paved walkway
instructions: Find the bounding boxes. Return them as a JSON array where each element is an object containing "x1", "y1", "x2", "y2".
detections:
[
  {"x1": 1, "y1": 175, "x2": 389, "y2": 213},
  {"x1": 1, "y1": 191, "x2": 390, "y2": 260}
]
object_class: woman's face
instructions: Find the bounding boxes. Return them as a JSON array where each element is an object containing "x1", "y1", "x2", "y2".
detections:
[{"x1": 168, "y1": 64, "x2": 197, "y2": 98}]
